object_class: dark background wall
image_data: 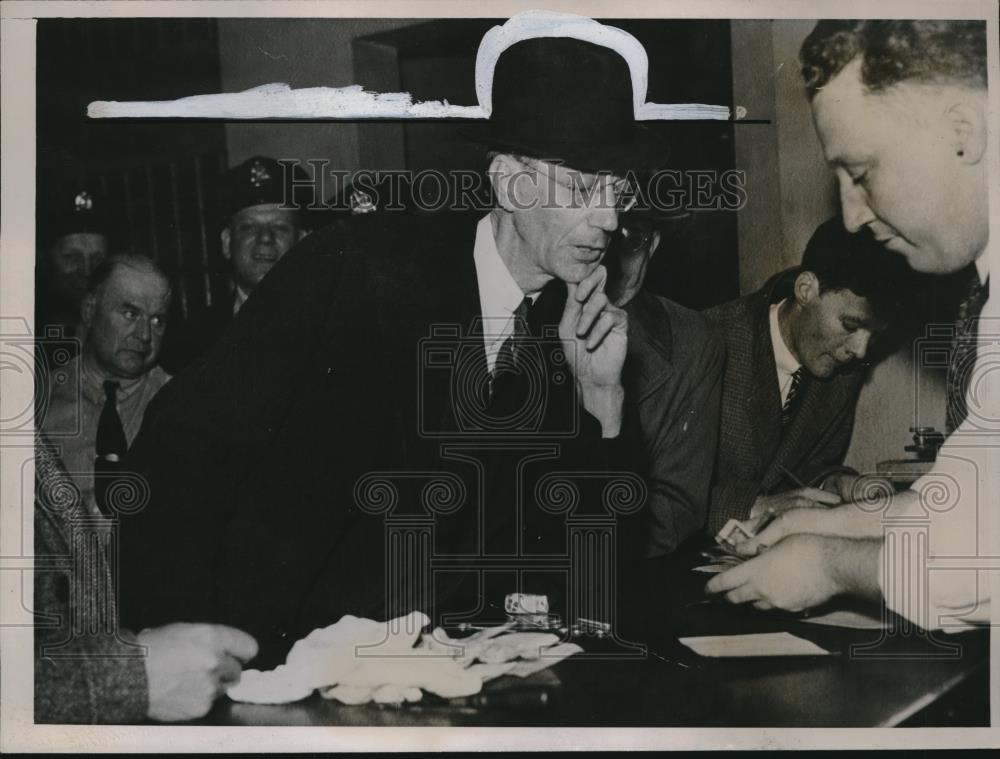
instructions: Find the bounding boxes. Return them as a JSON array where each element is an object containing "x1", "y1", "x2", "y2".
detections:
[{"x1": 37, "y1": 19, "x2": 230, "y2": 320}]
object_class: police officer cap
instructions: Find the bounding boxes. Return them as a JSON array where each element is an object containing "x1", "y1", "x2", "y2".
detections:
[
  {"x1": 219, "y1": 155, "x2": 309, "y2": 221},
  {"x1": 41, "y1": 186, "x2": 110, "y2": 246}
]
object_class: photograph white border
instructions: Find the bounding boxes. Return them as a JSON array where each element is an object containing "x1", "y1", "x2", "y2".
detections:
[{"x1": 2, "y1": 0, "x2": 998, "y2": 751}]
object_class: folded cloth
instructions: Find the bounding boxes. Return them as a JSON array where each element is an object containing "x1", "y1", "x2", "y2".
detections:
[{"x1": 227, "y1": 612, "x2": 582, "y2": 706}]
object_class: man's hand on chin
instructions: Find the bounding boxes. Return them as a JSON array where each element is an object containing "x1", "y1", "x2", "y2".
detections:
[{"x1": 559, "y1": 265, "x2": 628, "y2": 437}]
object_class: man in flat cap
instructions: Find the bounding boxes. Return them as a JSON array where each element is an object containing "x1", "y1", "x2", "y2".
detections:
[
  {"x1": 121, "y1": 14, "x2": 722, "y2": 666},
  {"x1": 161, "y1": 155, "x2": 307, "y2": 373}
]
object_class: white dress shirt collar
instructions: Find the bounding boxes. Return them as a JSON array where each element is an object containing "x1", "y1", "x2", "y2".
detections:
[
  {"x1": 974, "y1": 244, "x2": 991, "y2": 286},
  {"x1": 473, "y1": 214, "x2": 539, "y2": 373},
  {"x1": 233, "y1": 285, "x2": 251, "y2": 315},
  {"x1": 769, "y1": 299, "x2": 802, "y2": 406},
  {"x1": 79, "y1": 350, "x2": 144, "y2": 405}
]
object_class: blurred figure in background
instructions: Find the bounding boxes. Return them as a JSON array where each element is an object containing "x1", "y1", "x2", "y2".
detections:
[
  {"x1": 160, "y1": 156, "x2": 307, "y2": 373},
  {"x1": 36, "y1": 186, "x2": 111, "y2": 346}
]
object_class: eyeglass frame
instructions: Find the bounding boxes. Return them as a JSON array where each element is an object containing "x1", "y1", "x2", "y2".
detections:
[{"x1": 507, "y1": 155, "x2": 638, "y2": 214}]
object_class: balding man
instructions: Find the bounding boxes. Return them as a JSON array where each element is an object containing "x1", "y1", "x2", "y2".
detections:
[{"x1": 40, "y1": 255, "x2": 172, "y2": 517}]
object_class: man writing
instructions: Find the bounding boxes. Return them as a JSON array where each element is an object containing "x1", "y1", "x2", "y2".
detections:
[
  {"x1": 704, "y1": 216, "x2": 913, "y2": 536},
  {"x1": 707, "y1": 20, "x2": 993, "y2": 631}
]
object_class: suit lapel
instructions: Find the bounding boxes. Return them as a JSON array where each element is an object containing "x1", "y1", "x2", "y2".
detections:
[
  {"x1": 765, "y1": 371, "x2": 858, "y2": 487},
  {"x1": 625, "y1": 291, "x2": 675, "y2": 404},
  {"x1": 768, "y1": 378, "x2": 823, "y2": 479},
  {"x1": 420, "y1": 218, "x2": 490, "y2": 440},
  {"x1": 743, "y1": 293, "x2": 783, "y2": 471}
]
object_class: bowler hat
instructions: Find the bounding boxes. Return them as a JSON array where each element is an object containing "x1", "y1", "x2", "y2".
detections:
[{"x1": 468, "y1": 37, "x2": 667, "y2": 174}]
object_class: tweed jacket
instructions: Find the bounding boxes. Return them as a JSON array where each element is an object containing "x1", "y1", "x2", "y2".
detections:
[
  {"x1": 703, "y1": 271, "x2": 867, "y2": 534},
  {"x1": 34, "y1": 433, "x2": 148, "y2": 724}
]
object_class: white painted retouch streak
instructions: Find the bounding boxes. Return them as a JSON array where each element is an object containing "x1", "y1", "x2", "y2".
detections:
[{"x1": 87, "y1": 10, "x2": 744, "y2": 122}]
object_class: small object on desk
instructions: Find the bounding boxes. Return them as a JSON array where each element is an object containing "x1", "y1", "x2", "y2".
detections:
[
  {"x1": 508, "y1": 612, "x2": 563, "y2": 630},
  {"x1": 505, "y1": 593, "x2": 549, "y2": 615},
  {"x1": 505, "y1": 593, "x2": 561, "y2": 630},
  {"x1": 692, "y1": 564, "x2": 729, "y2": 574},
  {"x1": 570, "y1": 617, "x2": 611, "y2": 638},
  {"x1": 714, "y1": 509, "x2": 779, "y2": 556},
  {"x1": 904, "y1": 426, "x2": 946, "y2": 461},
  {"x1": 679, "y1": 632, "x2": 832, "y2": 658},
  {"x1": 455, "y1": 621, "x2": 515, "y2": 637},
  {"x1": 716, "y1": 518, "x2": 753, "y2": 548}
]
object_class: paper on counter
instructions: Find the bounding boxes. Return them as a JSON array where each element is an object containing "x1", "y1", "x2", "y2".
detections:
[{"x1": 679, "y1": 632, "x2": 831, "y2": 657}]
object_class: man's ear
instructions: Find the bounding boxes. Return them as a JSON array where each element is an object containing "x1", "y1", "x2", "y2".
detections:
[
  {"x1": 81, "y1": 292, "x2": 96, "y2": 328},
  {"x1": 297, "y1": 228, "x2": 309, "y2": 242},
  {"x1": 488, "y1": 153, "x2": 525, "y2": 214},
  {"x1": 946, "y1": 97, "x2": 987, "y2": 165},
  {"x1": 649, "y1": 230, "x2": 662, "y2": 260},
  {"x1": 793, "y1": 270, "x2": 821, "y2": 307},
  {"x1": 220, "y1": 228, "x2": 231, "y2": 260}
]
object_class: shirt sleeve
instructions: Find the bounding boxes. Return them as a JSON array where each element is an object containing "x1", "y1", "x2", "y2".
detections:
[{"x1": 879, "y1": 294, "x2": 999, "y2": 631}]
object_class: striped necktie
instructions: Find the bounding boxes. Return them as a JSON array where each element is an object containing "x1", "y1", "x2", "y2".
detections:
[
  {"x1": 781, "y1": 367, "x2": 805, "y2": 428},
  {"x1": 946, "y1": 271, "x2": 989, "y2": 433}
]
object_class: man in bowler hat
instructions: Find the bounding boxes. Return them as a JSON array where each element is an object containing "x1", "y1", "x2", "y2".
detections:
[{"x1": 120, "y1": 13, "x2": 721, "y2": 666}]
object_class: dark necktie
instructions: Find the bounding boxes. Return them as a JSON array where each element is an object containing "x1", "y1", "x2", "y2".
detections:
[
  {"x1": 489, "y1": 297, "x2": 532, "y2": 404},
  {"x1": 946, "y1": 272, "x2": 989, "y2": 434},
  {"x1": 94, "y1": 380, "x2": 127, "y2": 517},
  {"x1": 781, "y1": 367, "x2": 805, "y2": 428}
]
